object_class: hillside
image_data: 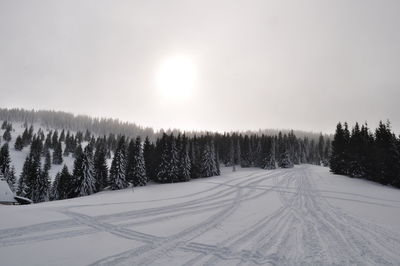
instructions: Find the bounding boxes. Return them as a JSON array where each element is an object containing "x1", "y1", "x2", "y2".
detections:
[
  {"x1": 0, "y1": 165, "x2": 399, "y2": 265},
  {"x1": 0, "y1": 122, "x2": 85, "y2": 182}
]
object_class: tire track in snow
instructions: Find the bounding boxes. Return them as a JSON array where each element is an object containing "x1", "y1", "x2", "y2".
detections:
[
  {"x1": 87, "y1": 170, "x2": 289, "y2": 266},
  {"x1": 0, "y1": 169, "x2": 281, "y2": 251}
]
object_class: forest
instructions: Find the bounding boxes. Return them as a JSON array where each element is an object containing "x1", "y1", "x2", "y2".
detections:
[{"x1": 0, "y1": 108, "x2": 329, "y2": 203}]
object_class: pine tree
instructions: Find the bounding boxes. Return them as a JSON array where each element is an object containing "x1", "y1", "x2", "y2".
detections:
[
  {"x1": 17, "y1": 137, "x2": 42, "y2": 201},
  {"x1": 279, "y1": 149, "x2": 294, "y2": 168},
  {"x1": 14, "y1": 135, "x2": 24, "y2": 151},
  {"x1": 167, "y1": 137, "x2": 180, "y2": 182},
  {"x1": 125, "y1": 139, "x2": 136, "y2": 185},
  {"x1": 189, "y1": 138, "x2": 201, "y2": 178},
  {"x1": 236, "y1": 139, "x2": 242, "y2": 166},
  {"x1": 52, "y1": 130, "x2": 59, "y2": 149},
  {"x1": 230, "y1": 138, "x2": 236, "y2": 172},
  {"x1": 59, "y1": 129, "x2": 65, "y2": 142},
  {"x1": 21, "y1": 127, "x2": 31, "y2": 146},
  {"x1": 35, "y1": 163, "x2": 50, "y2": 203},
  {"x1": 71, "y1": 145, "x2": 84, "y2": 197},
  {"x1": 3, "y1": 127, "x2": 11, "y2": 142},
  {"x1": 374, "y1": 121, "x2": 400, "y2": 185},
  {"x1": 94, "y1": 141, "x2": 109, "y2": 191},
  {"x1": 44, "y1": 149, "x2": 51, "y2": 171},
  {"x1": 76, "y1": 146, "x2": 96, "y2": 196},
  {"x1": 4, "y1": 166, "x2": 16, "y2": 192},
  {"x1": 348, "y1": 123, "x2": 364, "y2": 177},
  {"x1": 210, "y1": 140, "x2": 219, "y2": 176},
  {"x1": 109, "y1": 137, "x2": 127, "y2": 190},
  {"x1": 318, "y1": 134, "x2": 325, "y2": 165},
  {"x1": 330, "y1": 123, "x2": 349, "y2": 175},
  {"x1": 1, "y1": 120, "x2": 8, "y2": 130},
  {"x1": 264, "y1": 138, "x2": 277, "y2": 169},
  {"x1": 0, "y1": 143, "x2": 11, "y2": 175},
  {"x1": 200, "y1": 142, "x2": 214, "y2": 177},
  {"x1": 179, "y1": 141, "x2": 191, "y2": 182},
  {"x1": 143, "y1": 136, "x2": 156, "y2": 181},
  {"x1": 156, "y1": 136, "x2": 171, "y2": 183},
  {"x1": 156, "y1": 135, "x2": 179, "y2": 183},
  {"x1": 84, "y1": 129, "x2": 91, "y2": 142},
  {"x1": 50, "y1": 173, "x2": 60, "y2": 201},
  {"x1": 133, "y1": 137, "x2": 147, "y2": 186},
  {"x1": 56, "y1": 165, "x2": 72, "y2": 200},
  {"x1": 53, "y1": 141, "x2": 63, "y2": 164}
]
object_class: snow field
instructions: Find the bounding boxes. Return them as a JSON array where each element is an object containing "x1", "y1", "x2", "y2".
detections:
[{"x1": 0, "y1": 165, "x2": 399, "y2": 265}]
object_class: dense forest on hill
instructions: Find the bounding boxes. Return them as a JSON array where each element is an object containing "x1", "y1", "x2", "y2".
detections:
[{"x1": 0, "y1": 108, "x2": 330, "y2": 203}]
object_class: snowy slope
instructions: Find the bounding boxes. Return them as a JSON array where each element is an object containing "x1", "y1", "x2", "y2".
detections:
[
  {"x1": 0, "y1": 121, "x2": 104, "y2": 183},
  {"x1": 0, "y1": 165, "x2": 399, "y2": 265}
]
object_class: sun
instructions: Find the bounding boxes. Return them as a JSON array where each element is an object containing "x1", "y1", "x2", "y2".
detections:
[{"x1": 156, "y1": 55, "x2": 196, "y2": 102}]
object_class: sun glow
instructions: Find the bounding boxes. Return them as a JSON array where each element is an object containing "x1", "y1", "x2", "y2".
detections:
[{"x1": 156, "y1": 55, "x2": 196, "y2": 102}]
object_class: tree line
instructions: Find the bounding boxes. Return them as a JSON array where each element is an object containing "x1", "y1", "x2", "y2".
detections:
[
  {"x1": 0, "y1": 121, "x2": 330, "y2": 203},
  {"x1": 330, "y1": 121, "x2": 400, "y2": 188},
  {"x1": 0, "y1": 107, "x2": 326, "y2": 142}
]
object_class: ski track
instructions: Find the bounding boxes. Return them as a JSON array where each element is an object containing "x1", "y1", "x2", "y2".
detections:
[{"x1": 1, "y1": 166, "x2": 400, "y2": 265}]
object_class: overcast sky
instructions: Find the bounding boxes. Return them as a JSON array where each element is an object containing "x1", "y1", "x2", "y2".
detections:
[{"x1": 1, "y1": 0, "x2": 399, "y2": 134}]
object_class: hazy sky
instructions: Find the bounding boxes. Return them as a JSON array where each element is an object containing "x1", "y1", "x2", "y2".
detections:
[{"x1": 1, "y1": 0, "x2": 400, "y2": 134}]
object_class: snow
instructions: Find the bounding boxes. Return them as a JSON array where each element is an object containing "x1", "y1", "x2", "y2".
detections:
[
  {"x1": 0, "y1": 179, "x2": 16, "y2": 203},
  {"x1": 0, "y1": 122, "x2": 75, "y2": 182},
  {"x1": 0, "y1": 122, "x2": 112, "y2": 183},
  {"x1": 0, "y1": 165, "x2": 399, "y2": 265}
]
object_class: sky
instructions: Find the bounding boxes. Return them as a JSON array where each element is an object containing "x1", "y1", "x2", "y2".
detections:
[{"x1": 0, "y1": 0, "x2": 400, "y2": 134}]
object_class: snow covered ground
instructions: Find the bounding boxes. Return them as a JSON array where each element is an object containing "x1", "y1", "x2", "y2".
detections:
[
  {"x1": 0, "y1": 165, "x2": 399, "y2": 265},
  {"x1": 0, "y1": 122, "x2": 109, "y2": 183}
]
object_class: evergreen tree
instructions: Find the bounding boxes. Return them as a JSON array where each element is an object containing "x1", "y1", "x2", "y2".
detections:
[
  {"x1": 156, "y1": 135, "x2": 179, "y2": 183},
  {"x1": 279, "y1": 150, "x2": 294, "y2": 168},
  {"x1": 14, "y1": 135, "x2": 24, "y2": 151},
  {"x1": 374, "y1": 121, "x2": 400, "y2": 185},
  {"x1": 94, "y1": 140, "x2": 109, "y2": 191},
  {"x1": 59, "y1": 129, "x2": 65, "y2": 142},
  {"x1": 230, "y1": 138, "x2": 236, "y2": 172},
  {"x1": 133, "y1": 137, "x2": 147, "y2": 186},
  {"x1": 44, "y1": 149, "x2": 51, "y2": 171},
  {"x1": 3, "y1": 127, "x2": 11, "y2": 142},
  {"x1": 0, "y1": 143, "x2": 11, "y2": 175},
  {"x1": 76, "y1": 146, "x2": 96, "y2": 196},
  {"x1": 167, "y1": 137, "x2": 180, "y2": 182},
  {"x1": 84, "y1": 129, "x2": 91, "y2": 142},
  {"x1": 200, "y1": 142, "x2": 214, "y2": 177},
  {"x1": 318, "y1": 134, "x2": 325, "y2": 165},
  {"x1": 210, "y1": 140, "x2": 220, "y2": 175},
  {"x1": 21, "y1": 127, "x2": 31, "y2": 146},
  {"x1": 264, "y1": 138, "x2": 277, "y2": 169},
  {"x1": 17, "y1": 137, "x2": 42, "y2": 201},
  {"x1": 236, "y1": 139, "x2": 242, "y2": 166},
  {"x1": 125, "y1": 139, "x2": 136, "y2": 185},
  {"x1": 330, "y1": 123, "x2": 350, "y2": 175},
  {"x1": 1, "y1": 120, "x2": 8, "y2": 130},
  {"x1": 179, "y1": 139, "x2": 191, "y2": 182},
  {"x1": 143, "y1": 136, "x2": 156, "y2": 181},
  {"x1": 50, "y1": 173, "x2": 60, "y2": 201},
  {"x1": 71, "y1": 145, "x2": 84, "y2": 197},
  {"x1": 53, "y1": 141, "x2": 63, "y2": 164},
  {"x1": 4, "y1": 166, "x2": 16, "y2": 192},
  {"x1": 56, "y1": 165, "x2": 72, "y2": 200},
  {"x1": 35, "y1": 162, "x2": 50, "y2": 203},
  {"x1": 156, "y1": 140, "x2": 170, "y2": 183},
  {"x1": 348, "y1": 123, "x2": 364, "y2": 177},
  {"x1": 109, "y1": 137, "x2": 127, "y2": 190},
  {"x1": 52, "y1": 130, "x2": 59, "y2": 149}
]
